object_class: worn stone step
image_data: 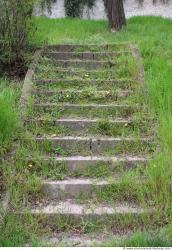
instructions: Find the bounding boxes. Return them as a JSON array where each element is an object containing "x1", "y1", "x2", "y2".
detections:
[
  {"x1": 27, "y1": 117, "x2": 152, "y2": 138},
  {"x1": 45, "y1": 44, "x2": 129, "y2": 52},
  {"x1": 19, "y1": 199, "x2": 152, "y2": 224},
  {"x1": 28, "y1": 118, "x2": 132, "y2": 132},
  {"x1": 40, "y1": 177, "x2": 144, "y2": 200},
  {"x1": 40, "y1": 155, "x2": 148, "y2": 173},
  {"x1": 35, "y1": 68, "x2": 130, "y2": 80},
  {"x1": 33, "y1": 104, "x2": 138, "y2": 119},
  {"x1": 33, "y1": 136, "x2": 154, "y2": 155},
  {"x1": 44, "y1": 51, "x2": 130, "y2": 61},
  {"x1": 34, "y1": 79, "x2": 138, "y2": 91},
  {"x1": 27, "y1": 117, "x2": 151, "y2": 138},
  {"x1": 42, "y1": 59, "x2": 116, "y2": 70},
  {"x1": 35, "y1": 232, "x2": 118, "y2": 247},
  {"x1": 33, "y1": 89, "x2": 134, "y2": 103}
]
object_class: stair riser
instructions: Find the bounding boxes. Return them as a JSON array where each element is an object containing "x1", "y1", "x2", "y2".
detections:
[
  {"x1": 42, "y1": 60, "x2": 116, "y2": 70},
  {"x1": 34, "y1": 91, "x2": 133, "y2": 104},
  {"x1": 41, "y1": 158, "x2": 147, "y2": 173},
  {"x1": 45, "y1": 44, "x2": 128, "y2": 52},
  {"x1": 27, "y1": 120, "x2": 134, "y2": 136},
  {"x1": 41, "y1": 182, "x2": 111, "y2": 199},
  {"x1": 15, "y1": 213, "x2": 149, "y2": 228},
  {"x1": 35, "y1": 138, "x2": 153, "y2": 155},
  {"x1": 33, "y1": 105, "x2": 136, "y2": 119},
  {"x1": 34, "y1": 79, "x2": 137, "y2": 91},
  {"x1": 44, "y1": 51, "x2": 130, "y2": 61},
  {"x1": 27, "y1": 120, "x2": 151, "y2": 138},
  {"x1": 40, "y1": 181, "x2": 143, "y2": 200},
  {"x1": 29, "y1": 119, "x2": 130, "y2": 129},
  {"x1": 35, "y1": 69, "x2": 123, "y2": 79}
]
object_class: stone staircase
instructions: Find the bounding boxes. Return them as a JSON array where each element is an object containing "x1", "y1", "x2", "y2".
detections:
[{"x1": 19, "y1": 44, "x2": 155, "y2": 245}]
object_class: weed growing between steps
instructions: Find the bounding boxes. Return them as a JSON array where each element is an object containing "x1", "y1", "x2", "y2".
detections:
[
  {"x1": 33, "y1": 137, "x2": 155, "y2": 156},
  {"x1": 35, "y1": 59, "x2": 137, "y2": 81},
  {"x1": 34, "y1": 79, "x2": 139, "y2": 91},
  {"x1": 0, "y1": 215, "x2": 171, "y2": 247},
  {"x1": 34, "y1": 90, "x2": 137, "y2": 104},
  {"x1": 71, "y1": 177, "x2": 146, "y2": 205},
  {"x1": 25, "y1": 122, "x2": 71, "y2": 137},
  {"x1": 21, "y1": 156, "x2": 146, "y2": 181},
  {"x1": 72, "y1": 44, "x2": 129, "y2": 52},
  {"x1": 25, "y1": 120, "x2": 152, "y2": 138},
  {"x1": 33, "y1": 105, "x2": 138, "y2": 119}
]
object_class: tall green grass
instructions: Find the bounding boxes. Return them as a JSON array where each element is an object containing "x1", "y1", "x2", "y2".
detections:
[
  {"x1": 0, "y1": 79, "x2": 19, "y2": 156},
  {"x1": 98, "y1": 226, "x2": 172, "y2": 247}
]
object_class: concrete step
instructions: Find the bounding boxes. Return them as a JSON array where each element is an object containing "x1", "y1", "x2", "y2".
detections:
[
  {"x1": 19, "y1": 43, "x2": 152, "y2": 240},
  {"x1": 33, "y1": 103, "x2": 138, "y2": 119},
  {"x1": 45, "y1": 44, "x2": 129, "y2": 52},
  {"x1": 40, "y1": 177, "x2": 144, "y2": 200},
  {"x1": 42, "y1": 59, "x2": 116, "y2": 70},
  {"x1": 33, "y1": 136, "x2": 154, "y2": 155},
  {"x1": 33, "y1": 89, "x2": 134, "y2": 104},
  {"x1": 27, "y1": 117, "x2": 152, "y2": 138},
  {"x1": 44, "y1": 51, "x2": 130, "y2": 61},
  {"x1": 40, "y1": 155, "x2": 148, "y2": 172},
  {"x1": 19, "y1": 199, "x2": 152, "y2": 224},
  {"x1": 27, "y1": 118, "x2": 132, "y2": 133},
  {"x1": 35, "y1": 232, "x2": 119, "y2": 247},
  {"x1": 35, "y1": 68, "x2": 130, "y2": 79},
  {"x1": 34, "y1": 79, "x2": 138, "y2": 91}
]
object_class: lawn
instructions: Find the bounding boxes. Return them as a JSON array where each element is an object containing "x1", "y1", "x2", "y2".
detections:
[{"x1": 1, "y1": 16, "x2": 172, "y2": 246}]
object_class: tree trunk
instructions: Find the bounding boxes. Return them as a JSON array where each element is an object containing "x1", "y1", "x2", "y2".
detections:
[{"x1": 105, "y1": 0, "x2": 126, "y2": 31}]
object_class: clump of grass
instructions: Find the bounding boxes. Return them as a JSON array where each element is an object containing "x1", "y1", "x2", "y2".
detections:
[
  {"x1": 98, "y1": 226, "x2": 172, "y2": 247},
  {"x1": 4, "y1": 142, "x2": 42, "y2": 207},
  {"x1": 0, "y1": 80, "x2": 19, "y2": 155},
  {"x1": 0, "y1": 214, "x2": 41, "y2": 247},
  {"x1": 0, "y1": 79, "x2": 20, "y2": 193}
]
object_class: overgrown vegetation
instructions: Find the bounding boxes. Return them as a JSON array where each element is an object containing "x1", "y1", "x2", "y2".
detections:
[
  {"x1": 0, "y1": 80, "x2": 19, "y2": 156},
  {"x1": 0, "y1": 79, "x2": 20, "y2": 195},
  {"x1": 1, "y1": 16, "x2": 172, "y2": 246},
  {"x1": 98, "y1": 226, "x2": 172, "y2": 247}
]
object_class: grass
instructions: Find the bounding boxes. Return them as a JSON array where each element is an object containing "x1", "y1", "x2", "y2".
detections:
[
  {"x1": 25, "y1": 117, "x2": 153, "y2": 138},
  {"x1": 0, "y1": 79, "x2": 19, "y2": 156},
  {"x1": 0, "y1": 79, "x2": 20, "y2": 194},
  {"x1": 1, "y1": 215, "x2": 171, "y2": 247},
  {"x1": 98, "y1": 226, "x2": 172, "y2": 247},
  {"x1": 35, "y1": 61, "x2": 137, "y2": 80},
  {"x1": 34, "y1": 78, "x2": 138, "y2": 90},
  {"x1": 1, "y1": 15, "x2": 172, "y2": 246},
  {"x1": 31, "y1": 14, "x2": 172, "y2": 204},
  {"x1": 33, "y1": 104, "x2": 138, "y2": 119}
]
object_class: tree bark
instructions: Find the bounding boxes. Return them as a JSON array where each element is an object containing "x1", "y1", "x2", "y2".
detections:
[{"x1": 105, "y1": 0, "x2": 126, "y2": 31}]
